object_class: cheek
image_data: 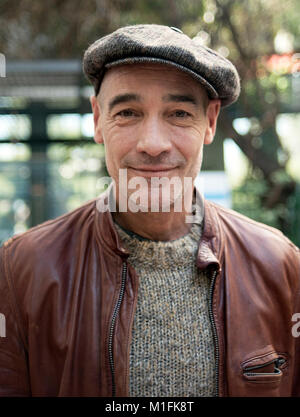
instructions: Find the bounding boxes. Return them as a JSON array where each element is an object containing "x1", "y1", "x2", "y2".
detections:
[
  {"x1": 173, "y1": 128, "x2": 205, "y2": 161},
  {"x1": 173, "y1": 129, "x2": 205, "y2": 179},
  {"x1": 102, "y1": 127, "x2": 134, "y2": 174}
]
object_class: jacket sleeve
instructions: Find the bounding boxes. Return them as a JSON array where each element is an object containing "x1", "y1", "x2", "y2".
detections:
[
  {"x1": 292, "y1": 244, "x2": 300, "y2": 396},
  {"x1": 0, "y1": 244, "x2": 30, "y2": 396}
]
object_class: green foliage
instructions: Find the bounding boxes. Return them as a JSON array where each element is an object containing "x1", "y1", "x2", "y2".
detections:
[
  {"x1": 233, "y1": 177, "x2": 286, "y2": 229},
  {"x1": 232, "y1": 173, "x2": 300, "y2": 247}
]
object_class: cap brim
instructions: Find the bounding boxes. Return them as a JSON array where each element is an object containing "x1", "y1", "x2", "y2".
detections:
[{"x1": 104, "y1": 56, "x2": 219, "y2": 101}]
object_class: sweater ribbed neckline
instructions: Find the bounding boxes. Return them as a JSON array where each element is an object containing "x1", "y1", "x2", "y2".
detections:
[{"x1": 114, "y1": 221, "x2": 202, "y2": 270}]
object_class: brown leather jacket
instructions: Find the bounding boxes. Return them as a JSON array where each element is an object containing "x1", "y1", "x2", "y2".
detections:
[{"x1": 0, "y1": 189, "x2": 300, "y2": 397}]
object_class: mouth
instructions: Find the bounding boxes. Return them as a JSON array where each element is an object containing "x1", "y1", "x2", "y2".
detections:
[{"x1": 128, "y1": 166, "x2": 177, "y2": 177}]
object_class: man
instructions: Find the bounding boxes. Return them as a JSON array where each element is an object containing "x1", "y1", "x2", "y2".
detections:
[{"x1": 0, "y1": 24, "x2": 299, "y2": 397}]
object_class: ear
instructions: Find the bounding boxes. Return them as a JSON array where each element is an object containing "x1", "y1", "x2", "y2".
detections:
[
  {"x1": 90, "y1": 95, "x2": 104, "y2": 144},
  {"x1": 204, "y1": 99, "x2": 221, "y2": 145}
]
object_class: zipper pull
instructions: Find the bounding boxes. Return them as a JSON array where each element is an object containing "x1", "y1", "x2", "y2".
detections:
[{"x1": 275, "y1": 357, "x2": 286, "y2": 369}]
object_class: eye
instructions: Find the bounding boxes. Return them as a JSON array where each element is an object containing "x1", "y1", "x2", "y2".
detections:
[
  {"x1": 172, "y1": 110, "x2": 192, "y2": 118},
  {"x1": 115, "y1": 109, "x2": 137, "y2": 118}
]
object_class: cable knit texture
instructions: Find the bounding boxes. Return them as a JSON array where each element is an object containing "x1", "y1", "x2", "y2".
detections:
[{"x1": 114, "y1": 221, "x2": 216, "y2": 397}]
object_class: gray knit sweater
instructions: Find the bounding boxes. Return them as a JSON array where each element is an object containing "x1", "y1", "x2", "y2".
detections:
[{"x1": 114, "y1": 221, "x2": 216, "y2": 397}]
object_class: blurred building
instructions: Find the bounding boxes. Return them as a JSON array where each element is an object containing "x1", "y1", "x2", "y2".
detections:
[{"x1": 0, "y1": 59, "x2": 299, "y2": 245}]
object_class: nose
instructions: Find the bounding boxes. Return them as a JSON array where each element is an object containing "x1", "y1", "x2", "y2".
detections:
[{"x1": 136, "y1": 116, "x2": 172, "y2": 157}]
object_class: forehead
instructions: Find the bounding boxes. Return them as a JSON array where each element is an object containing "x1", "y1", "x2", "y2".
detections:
[{"x1": 98, "y1": 63, "x2": 207, "y2": 102}]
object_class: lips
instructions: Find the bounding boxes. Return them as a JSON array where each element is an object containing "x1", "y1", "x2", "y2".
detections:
[
  {"x1": 133, "y1": 167, "x2": 175, "y2": 171},
  {"x1": 129, "y1": 166, "x2": 177, "y2": 177}
]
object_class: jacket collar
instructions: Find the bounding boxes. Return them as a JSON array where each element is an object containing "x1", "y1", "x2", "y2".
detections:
[
  {"x1": 197, "y1": 197, "x2": 222, "y2": 273},
  {"x1": 94, "y1": 183, "x2": 222, "y2": 272}
]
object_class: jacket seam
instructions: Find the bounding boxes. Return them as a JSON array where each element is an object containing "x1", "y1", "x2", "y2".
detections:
[
  {"x1": 244, "y1": 379, "x2": 282, "y2": 384},
  {"x1": 241, "y1": 350, "x2": 278, "y2": 366},
  {"x1": 3, "y1": 245, "x2": 28, "y2": 352}
]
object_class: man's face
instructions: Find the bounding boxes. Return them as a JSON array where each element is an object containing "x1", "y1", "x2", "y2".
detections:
[{"x1": 91, "y1": 63, "x2": 220, "y2": 211}]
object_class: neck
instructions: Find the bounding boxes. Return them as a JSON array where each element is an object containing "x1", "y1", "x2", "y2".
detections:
[{"x1": 113, "y1": 193, "x2": 194, "y2": 241}]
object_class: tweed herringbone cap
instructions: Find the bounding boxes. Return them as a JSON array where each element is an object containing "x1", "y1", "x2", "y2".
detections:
[{"x1": 83, "y1": 24, "x2": 240, "y2": 107}]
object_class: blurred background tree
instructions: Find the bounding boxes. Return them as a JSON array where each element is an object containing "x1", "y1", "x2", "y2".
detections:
[{"x1": 0, "y1": 0, "x2": 299, "y2": 244}]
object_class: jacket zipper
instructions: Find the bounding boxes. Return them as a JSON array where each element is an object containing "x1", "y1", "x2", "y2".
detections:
[
  {"x1": 208, "y1": 268, "x2": 220, "y2": 397},
  {"x1": 243, "y1": 357, "x2": 286, "y2": 375},
  {"x1": 108, "y1": 261, "x2": 127, "y2": 397},
  {"x1": 109, "y1": 263, "x2": 219, "y2": 397}
]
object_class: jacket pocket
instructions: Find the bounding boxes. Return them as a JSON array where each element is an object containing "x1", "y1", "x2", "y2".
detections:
[{"x1": 241, "y1": 351, "x2": 287, "y2": 384}]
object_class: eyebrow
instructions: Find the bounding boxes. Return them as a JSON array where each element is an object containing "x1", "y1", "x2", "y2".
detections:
[
  {"x1": 108, "y1": 93, "x2": 141, "y2": 112},
  {"x1": 107, "y1": 92, "x2": 199, "y2": 112},
  {"x1": 162, "y1": 94, "x2": 198, "y2": 106}
]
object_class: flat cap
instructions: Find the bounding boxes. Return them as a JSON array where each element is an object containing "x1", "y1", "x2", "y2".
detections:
[{"x1": 83, "y1": 24, "x2": 240, "y2": 107}]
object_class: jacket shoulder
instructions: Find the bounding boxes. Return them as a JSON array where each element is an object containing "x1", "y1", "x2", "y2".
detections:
[
  {"x1": 208, "y1": 202, "x2": 300, "y2": 296},
  {"x1": 1, "y1": 198, "x2": 98, "y2": 256},
  {"x1": 208, "y1": 201, "x2": 300, "y2": 274}
]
